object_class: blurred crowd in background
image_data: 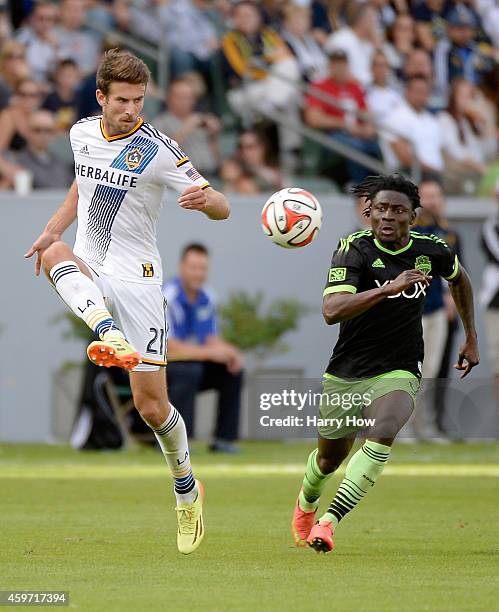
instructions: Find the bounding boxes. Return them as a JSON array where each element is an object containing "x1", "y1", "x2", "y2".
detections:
[{"x1": 0, "y1": 0, "x2": 497, "y2": 195}]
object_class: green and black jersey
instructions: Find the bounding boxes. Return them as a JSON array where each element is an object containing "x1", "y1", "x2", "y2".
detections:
[{"x1": 323, "y1": 229, "x2": 460, "y2": 379}]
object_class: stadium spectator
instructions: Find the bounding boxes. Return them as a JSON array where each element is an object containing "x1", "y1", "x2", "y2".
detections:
[
  {"x1": 163, "y1": 243, "x2": 243, "y2": 453},
  {"x1": 366, "y1": 50, "x2": 404, "y2": 124},
  {"x1": 55, "y1": 0, "x2": 100, "y2": 76},
  {"x1": 411, "y1": 0, "x2": 453, "y2": 52},
  {"x1": 474, "y1": 75, "x2": 499, "y2": 163},
  {"x1": 155, "y1": 78, "x2": 221, "y2": 177},
  {"x1": 219, "y1": 157, "x2": 259, "y2": 194},
  {"x1": 236, "y1": 129, "x2": 283, "y2": 192},
  {"x1": 304, "y1": 49, "x2": 380, "y2": 183},
  {"x1": 281, "y1": 3, "x2": 329, "y2": 83},
  {"x1": 383, "y1": 13, "x2": 416, "y2": 72},
  {"x1": 438, "y1": 78, "x2": 487, "y2": 193},
  {"x1": 401, "y1": 47, "x2": 434, "y2": 84},
  {"x1": 16, "y1": 1, "x2": 59, "y2": 83},
  {"x1": 307, "y1": 0, "x2": 333, "y2": 46},
  {"x1": 433, "y1": 4, "x2": 494, "y2": 108},
  {"x1": 398, "y1": 46, "x2": 445, "y2": 109},
  {"x1": 480, "y1": 181, "x2": 499, "y2": 424},
  {"x1": 480, "y1": 1, "x2": 499, "y2": 47},
  {"x1": 0, "y1": 3, "x2": 12, "y2": 46},
  {"x1": 383, "y1": 76, "x2": 444, "y2": 176},
  {"x1": 413, "y1": 180, "x2": 462, "y2": 440},
  {"x1": 0, "y1": 40, "x2": 30, "y2": 110},
  {"x1": 42, "y1": 59, "x2": 81, "y2": 132},
  {"x1": 324, "y1": 2, "x2": 379, "y2": 87},
  {"x1": 0, "y1": 78, "x2": 43, "y2": 152},
  {"x1": 2, "y1": 109, "x2": 73, "y2": 189},
  {"x1": 221, "y1": 0, "x2": 301, "y2": 161},
  {"x1": 114, "y1": 0, "x2": 218, "y2": 81},
  {"x1": 160, "y1": 0, "x2": 219, "y2": 80}
]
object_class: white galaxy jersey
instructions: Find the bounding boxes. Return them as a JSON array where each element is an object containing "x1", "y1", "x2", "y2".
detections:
[{"x1": 70, "y1": 116, "x2": 209, "y2": 284}]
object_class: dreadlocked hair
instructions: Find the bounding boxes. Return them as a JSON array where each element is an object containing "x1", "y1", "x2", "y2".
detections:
[{"x1": 350, "y1": 174, "x2": 421, "y2": 218}]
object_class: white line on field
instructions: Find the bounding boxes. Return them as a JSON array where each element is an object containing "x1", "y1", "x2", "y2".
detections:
[{"x1": 0, "y1": 464, "x2": 497, "y2": 478}]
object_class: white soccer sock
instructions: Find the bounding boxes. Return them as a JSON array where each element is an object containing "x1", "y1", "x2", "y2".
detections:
[
  {"x1": 50, "y1": 261, "x2": 120, "y2": 339},
  {"x1": 152, "y1": 404, "x2": 198, "y2": 505}
]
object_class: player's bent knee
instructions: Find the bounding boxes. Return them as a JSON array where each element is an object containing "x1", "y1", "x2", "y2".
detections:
[
  {"x1": 41, "y1": 241, "x2": 73, "y2": 273},
  {"x1": 317, "y1": 455, "x2": 341, "y2": 474},
  {"x1": 370, "y1": 415, "x2": 406, "y2": 438},
  {"x1": 134, "y1": 395, "x2": 165, "y2": 427}
]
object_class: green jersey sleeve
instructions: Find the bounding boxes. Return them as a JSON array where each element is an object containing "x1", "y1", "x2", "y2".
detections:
[
  {"x1": 432, "y1": 239, "x2": 460, "y2": 281},
  {"x1": 323, "y1": 241, "x2": 365, "y2": 296}
]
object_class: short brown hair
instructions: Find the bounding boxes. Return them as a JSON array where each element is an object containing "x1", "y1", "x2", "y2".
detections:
[{"x1": 96, "y1": 49, "x2": 150, "y2": 96}]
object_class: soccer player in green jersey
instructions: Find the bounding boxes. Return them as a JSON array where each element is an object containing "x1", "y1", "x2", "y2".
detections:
[{"x1": 291, "y1": 174, "x2": 479, "y2": 553}]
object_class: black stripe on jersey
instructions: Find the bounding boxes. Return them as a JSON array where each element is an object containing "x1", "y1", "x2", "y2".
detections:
[
  {"x1": 84, "y1": 184, "x2": 127, "y2": 265},
  {"x1": 141, "y1": 123, "x2": 185, "y2": 161},
  {"x1": 75, "y1": 115, "x2": 101, "y2": 125}
]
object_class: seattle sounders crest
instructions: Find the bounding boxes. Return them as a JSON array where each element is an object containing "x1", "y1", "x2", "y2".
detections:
[{"x1": 414, "y1": 255, "x2": 432, "y2": 275}]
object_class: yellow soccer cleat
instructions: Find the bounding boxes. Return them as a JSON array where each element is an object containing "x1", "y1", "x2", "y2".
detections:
[
  {"x1": 87, "y1": 330, "x2": 141, "y2": 371},
  {"x1": 176, "y1": 481, "x2": 205, "y2": 555}
]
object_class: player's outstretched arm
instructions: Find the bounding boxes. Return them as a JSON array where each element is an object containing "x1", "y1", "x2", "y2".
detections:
[
  {"x1": 24, "y1": 180, "x2": 78, "y2": 276},
  {"x1": 323, "y1": 270, "x2": 430, "y2": 324},
  {"x1": 448, "y1": 267, "x2": 479, "y2": 378},
  {"x1": 178, "y1": 185, "x2": 230, "y2": 220}
]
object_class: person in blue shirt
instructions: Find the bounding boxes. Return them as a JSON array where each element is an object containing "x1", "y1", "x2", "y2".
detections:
[
  {"x1": 412, "y1": 179, "x2": 462, "y2": 439},
  {"x1": 433, "y1": 4, "x2": 494, "y2": 108},
  {"x1": 162, "y1": 243, "x2": 243, "y2": 453}
]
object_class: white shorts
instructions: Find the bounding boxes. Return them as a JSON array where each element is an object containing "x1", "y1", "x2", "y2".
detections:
[{"x1": 85, "y1": 264, "x2": 167, "y2": 372}]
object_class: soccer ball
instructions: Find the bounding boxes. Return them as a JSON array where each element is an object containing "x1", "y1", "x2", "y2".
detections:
[{"x1": 261, "y1": 187, "x2": 322, "y2": 248}]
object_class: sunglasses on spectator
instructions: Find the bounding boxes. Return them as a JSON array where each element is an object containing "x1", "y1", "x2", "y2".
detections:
[{"x1": 6, "y1": 53, "x2": 25, "y2": 60}]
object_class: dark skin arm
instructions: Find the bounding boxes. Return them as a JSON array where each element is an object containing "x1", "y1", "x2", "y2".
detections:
[
  {"x1": 448, "y1": 267, "x2": 479, "y2": 378},
  {"x1": 323, "y1": 269, "x2": 430, "y2": 324}
]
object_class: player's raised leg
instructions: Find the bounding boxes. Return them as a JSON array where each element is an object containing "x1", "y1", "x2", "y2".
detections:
[
  {"x1": 292, "y1": 435, "x2": 353, "y2": 546},
  {"x1": 308, "y1": 390, "x2": 413, "y2": 553},
  {"x1": 41, "y1": 241, "x2": 140, "y2": 370},
  {"x1": 129, "y1": 370, "x2": 204, "y2": 555}
]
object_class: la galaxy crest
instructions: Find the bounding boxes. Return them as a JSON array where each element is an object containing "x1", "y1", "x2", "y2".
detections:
[
  {"x1": 125, "y1": 147, "x2": 144, "y2": 171},
  {"x1": 414, "y1": 255, "x2": 432, "y2": 275}
]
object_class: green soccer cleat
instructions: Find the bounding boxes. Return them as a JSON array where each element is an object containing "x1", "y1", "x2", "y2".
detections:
[{"x1": 175, "y1": 481, "x2": 205, "y2": 555}]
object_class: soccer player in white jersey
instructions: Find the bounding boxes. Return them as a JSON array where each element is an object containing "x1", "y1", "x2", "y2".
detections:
[{"x1": 25, "y1": 49, "x2": 230, "y2": 555}]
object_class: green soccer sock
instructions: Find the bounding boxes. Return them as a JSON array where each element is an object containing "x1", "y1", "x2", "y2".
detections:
[
  {"x1": 320, "y1": 440, "x2": 391, "y2": 530},
  {"x1": 298, "y1": 449, "x2": 333, "y2": 512}
]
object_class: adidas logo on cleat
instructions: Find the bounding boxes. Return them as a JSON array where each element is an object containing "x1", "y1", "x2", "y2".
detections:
[{"x1": 372, "y1": 258, "x2": 385, "y2": 268}]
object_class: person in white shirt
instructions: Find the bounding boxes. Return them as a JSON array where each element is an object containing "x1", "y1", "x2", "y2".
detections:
[
  {"x1": 16, "y1": 1, "x2": 59, "y2": 83},
  {"x1": 438, "y1": 78, "x2": 486, "y2": 171},
  {"x1": 55, "y1": 0, "x2": 100, "y2": 76},
  {"x1": 281, "y1": 3, "x2": 329, "y2": 82},
  {"x1": 324, "y1": 3, "x2": 379, "y2": 86},
  {"x1": 383, "y1": 75, "x2": 444, "y2": 174},
  {"x1": 366, "y1": 50, "x2": 404, "y2": 124},
  {"x1": 25, "y1": 49, "x2": 230, "y2": 555}
]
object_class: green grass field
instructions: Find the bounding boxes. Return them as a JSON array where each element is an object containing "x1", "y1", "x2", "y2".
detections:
[{"x1": 1, "y1": 441, "x2": 498, "y2": 611}]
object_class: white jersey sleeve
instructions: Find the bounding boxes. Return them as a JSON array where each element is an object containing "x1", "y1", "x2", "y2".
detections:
[{"x1": 141, "y1": 122, "x2": 210, "y2": 193}]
